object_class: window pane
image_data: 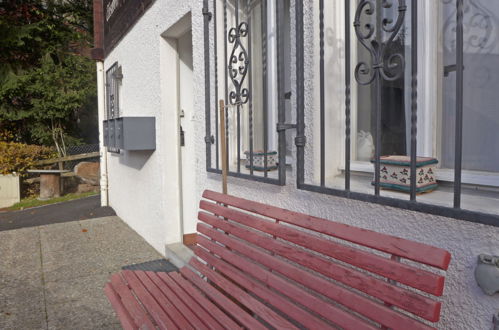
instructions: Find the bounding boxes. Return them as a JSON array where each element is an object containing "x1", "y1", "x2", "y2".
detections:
[{"x1": 441, "y1": 0, "x2": 499, "y2": 173}]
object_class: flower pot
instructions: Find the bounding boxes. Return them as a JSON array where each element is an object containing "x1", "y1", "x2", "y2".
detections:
[
  {"x1": 244, "y1": 151, "x2": 278, "y2": 171},
  {"x1": 372, "y1": 155, "x2": 438, "y2": 193}
]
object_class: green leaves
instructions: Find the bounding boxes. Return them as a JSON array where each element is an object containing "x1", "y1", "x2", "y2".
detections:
[{"x1": 0, "y1": 0, "x2": 96, "y2": 147}]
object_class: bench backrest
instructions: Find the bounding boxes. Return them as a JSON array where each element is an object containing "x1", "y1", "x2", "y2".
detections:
[{"x1": 193, "y1": 190, "x2": 451, "y2": 330}]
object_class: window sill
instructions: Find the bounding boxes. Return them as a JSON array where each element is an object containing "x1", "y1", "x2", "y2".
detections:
[
  {"x1": 344, "y1": 161, "x2": 499, "y2": 187},
  {"x1": 327, "y1": 172, "x2": 499, "y2": 216}
]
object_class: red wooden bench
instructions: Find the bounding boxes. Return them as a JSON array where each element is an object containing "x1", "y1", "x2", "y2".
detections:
[{"x1": 104, "y1": 189, "x2": 451, "y2": 330}]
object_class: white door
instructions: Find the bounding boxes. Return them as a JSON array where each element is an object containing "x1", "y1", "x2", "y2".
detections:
[{"x1": 177, "y1": 30, "x2": 197, "y2": 236}]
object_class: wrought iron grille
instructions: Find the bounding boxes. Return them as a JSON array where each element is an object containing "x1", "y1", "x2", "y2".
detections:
[
  {"x1": 295, "y1": 0, "x2": 499, "y2": 226},
  {"x1": 105, "y1": 62, "x2": 122, "y2": 153},
  {"x1": 105, "y1": 62, "x2": 121, "y2": 120},
  {"x1": 204, "y1": 0, "x2": 289, "y2": 185}
]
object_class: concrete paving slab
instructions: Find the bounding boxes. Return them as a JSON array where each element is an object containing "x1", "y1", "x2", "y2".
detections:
[
  {"x1": 42, "y1": 256, "x2": 108, "y2": 282},
  {"x1": 44, "y1": 273, "x2": 110, "y2": 305},
  {"x1": 0, "y1": 227, "x2": 40, "y2": 256},
  {"x1": 0, "y1": 215, "x2": 164, "y2": 329},
  {"x1": 0, "y1": 279, "x2": 46, "y2": 330},
  {"x1": 0, "y1": 304, "x2": 47, "y2": 330},
  {"x1": 39, "y1": 221, "x2": 91, "y2": 252},
  {"x1": 47, "y1": 300, "x2": 121, "y2": 330}
]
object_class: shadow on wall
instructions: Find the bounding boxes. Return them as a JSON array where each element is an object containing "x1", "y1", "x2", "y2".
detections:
[{"x1": 116, "y1": 150, "x2": 154, "y2": 170}]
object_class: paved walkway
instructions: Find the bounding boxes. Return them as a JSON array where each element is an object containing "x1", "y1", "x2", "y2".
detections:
[
  {"x1": 0, "y1": 195, "x2": 116, "y2": 231},
  {"x1": 0, "y1": 216, "x2": 163, "y2": 329}
]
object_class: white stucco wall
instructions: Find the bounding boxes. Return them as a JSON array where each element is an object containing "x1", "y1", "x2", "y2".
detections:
[{"x1": 103, "y1": 0, "x2": 499, "y2": 328}]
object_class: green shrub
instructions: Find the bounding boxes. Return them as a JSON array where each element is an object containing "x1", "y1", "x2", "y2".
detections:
[{"x1": 0, "y1": 141, "x2": 56, "y2": 176}]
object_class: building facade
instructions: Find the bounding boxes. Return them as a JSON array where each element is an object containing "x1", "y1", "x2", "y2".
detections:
[{"x1": 94, "y1": 0, "x2": 499, "y2": 328}]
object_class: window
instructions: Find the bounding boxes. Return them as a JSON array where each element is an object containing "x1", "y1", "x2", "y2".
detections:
[
  {"x1": 296, "y1": 0, "x2": 499, "y2": 225},
  {"x1": 105, "y1": 62, "x2": 122, "y2": 153},
  {"x1": 204, "y1": 0, "x2": 292, "y2": 185}
]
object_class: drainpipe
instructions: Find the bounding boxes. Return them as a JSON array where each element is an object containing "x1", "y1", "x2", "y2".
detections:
[
  {"x1": 96, "y1": 61, "x2": 109, "y2": 206},
  {"x1": 92, "y1": 0, "x2": 108, "y2": 206}
]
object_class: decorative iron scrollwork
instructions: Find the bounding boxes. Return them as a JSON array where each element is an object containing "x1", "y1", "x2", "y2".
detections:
[
  {"x1": 442, "y1": 0, "x2": 497, "y2": 53},
  {"x1": 353, "y1": 0, "x2": 407, "y2": 86},
  {"x1": 228, "y1": 21, "x2": 250, "y2": 105}
]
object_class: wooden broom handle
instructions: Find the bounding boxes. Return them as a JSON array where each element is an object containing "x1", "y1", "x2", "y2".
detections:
[{"x1": 219, "y1": 100, "x2": 228, "y2": 194}]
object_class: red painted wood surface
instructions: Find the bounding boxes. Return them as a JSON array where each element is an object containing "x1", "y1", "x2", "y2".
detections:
[
  {"x1": 198, "y1": 212, "x2": 442, "y2": 322},
  {"x1": 199, "y1": 205, "x2": 442, "y2": 321},
  {"x1": 202, "y1": 190, "x2": 451, "y2": 270},
  {"x1": 189, "y1": 257, "x2": 299, "y2": 329},
  {"x1": 180, "y1": 266, "x2": 266, "y2": 329},
  {"x1": 104, "y1": 283, "x2": 137, "y2": 330},
  {"x1": 134, "y1": 271, "x2": 193, "y2": 329},
  {"x1": 161, "y1": 272, "x2": 228, "y2": 330},
  {"x1": 200, "y1": 200, "x2": 445, "y2": 296},
  {"x1": 196, "y1": 242, "x2": 336, "y2": 329},
  {"x1": 121, "y1": 270, "x2": 178, "y2": 329},
  {"x1": 145, "y1": 271, "x2": 208, "y2": 330},
  {"x1": 104, "y1": 191, "x2": 450, "y2": 330},
  {"x1": 109, "y1": 273, "x2": 156, "y2": 329},
  {"x1": 197, "y1": 234, "x2": 378, "y2": 330},
  {"x1": 197, "y1": 223, "x2": 434, "y2": 330}
]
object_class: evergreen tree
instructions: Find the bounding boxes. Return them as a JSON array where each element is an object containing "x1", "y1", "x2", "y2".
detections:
[{"x1": 0, "y1": 0, "x2": 97, "y2": 152}]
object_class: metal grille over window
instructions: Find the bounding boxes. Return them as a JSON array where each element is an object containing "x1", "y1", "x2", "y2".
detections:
[
  {"x1": 295, "y1": 0, "x2": 499, "y2": 225},
  {"x1": 105, "y1": 62, "x2": 122, "y2": 153},
  {"x1": 204, "y1": 0, "x2": 290, "y2": 185}
]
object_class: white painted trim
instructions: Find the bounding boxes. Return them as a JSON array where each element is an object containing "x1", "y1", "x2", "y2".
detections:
[
  {"x1": 267, "y1": 0, "x2": 277, "y2": 151},
  {"x1": 96, "y1": 61, "x2": 109, "y2": 207}
]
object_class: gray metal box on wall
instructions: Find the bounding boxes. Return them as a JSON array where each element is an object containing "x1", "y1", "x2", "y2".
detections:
[
  {"x1": 121, "y1": 117, "x2": 155, "y2": 150},
  {"x1": 102, "y1": 117, "x2": 155, "y2": 151},
  {"x1": 108, "y1": 120, "x2": 116, "y2": 148},
  {"x1": 103, "y1": 120, "x2": 110, "y2": 147}
]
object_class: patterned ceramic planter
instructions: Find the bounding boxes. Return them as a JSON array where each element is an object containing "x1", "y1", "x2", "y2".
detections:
[
  {"x1": 244, "y1": 151, "x2": 278, "y2": 171},
  {"x1": 373, "y1": 155, "x2": 438, "y2": 193}
]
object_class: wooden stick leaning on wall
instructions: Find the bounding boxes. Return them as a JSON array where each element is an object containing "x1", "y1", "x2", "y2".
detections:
[{"x1": 219, "y1": 99, "x2": 228, "y2": 195}]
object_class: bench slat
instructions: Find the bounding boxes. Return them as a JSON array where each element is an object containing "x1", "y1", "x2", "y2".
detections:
[
  {"x1": 109, "y1": 273, "x2": 157, "y2": 329},
  {"x1": 196, "y1": 235, "x2": 377, "y2": 330},
  {"x1": 198, "y1": 210, "x2": 441, "y2": 322},
  {"x1": 145, "y1": 272, "x2": 209, "y2": 330},
  {"x1": 134, "y1": 271, "x2": 193, "y2": 330},
  {"x1": 202, "y1": 190, "x2": 451, "y2": 270},
  {"x1": 189, "y1": 257, "x2": 300, "y2": 329},
  {"x1": 122, "y1": 270, "x2": 178, "y2": 330},
  {"x1": 200, "y1": 200, "x2": 445, "y2": 296},
  {"x1": 104, "y1": 283, "x2": 138, "y2": 330},
  {"x1": 179, "y1": 266, "x2": 266, "y2": 329},
  {"x1": 198, "y1": 223, "x2": 434, "y2": 330},
  {"x1": 200, "y1": 203, "x2": 443, "y2": 315},
  {"x1": 161, "y1": 272, "x2": 228, "y2": 330},
  {"x1": 195, "y1": 242, "x2": 337, "y2": 329}
]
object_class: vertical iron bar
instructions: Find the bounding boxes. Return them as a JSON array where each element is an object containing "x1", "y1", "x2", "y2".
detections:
[
  {"x1": 224, "y1": 0, "x2": 229, "y2": 173},
  {"x1": 115, "y1": 67, "x2": 120, "y2": 117},
  {"x1": 295, "y1": 0, "x2": 305, "y2": 187},
  {"x1": 276, "y1": 0, "x2": 286, "y2": 185},
  {"x1": 248, "y1": 7, "x2": 254, "y2": 176},
  {"x1": 374, "y1": 76, "x2": 381, "y2": 196},
  {"x1": 236, "y1": 0, "x2": 241, "y2": 173},
  {"x1": 262, "y1": 0, "x2": 269, "y2": 176},
  {"x1": 373, "y1": 0, "x2": 382, "y2": 196},
  {"x1": 345, "y1": 0, "x2": 351, "y2": 191},
  {"x1": 454, "y1": 0, "x2": 464, "y2": 208},
  {"x1": 214, "y1": 0, "x2": 219, "y2": 170},
  {"x1": 319, "y1": 0, "x2": 326, "y2": 187},
  {"x1": 204, "y1": 0, "x2": 212, "y2": 171},
  {"x1": 410, "y1": 0, "x2": 418, "y2": 201}
]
